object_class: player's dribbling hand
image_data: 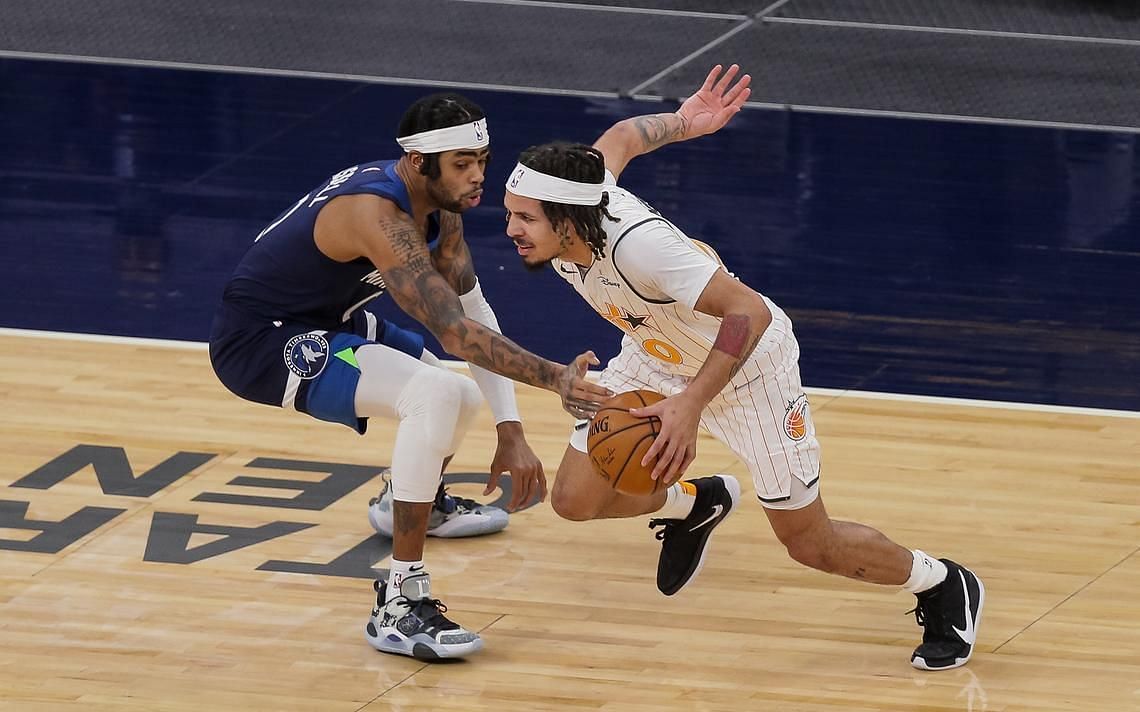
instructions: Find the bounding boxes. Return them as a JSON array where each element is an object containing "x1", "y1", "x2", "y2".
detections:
[
  {"x1": 630, "y1": 392, "x2": 702, "y2": 486},
  {"x1": 558, "y1": 351, "x2": 613, "y2": 419},
  {"x1": 677, "y1": 64, "x2": 752, "y2": 140}
]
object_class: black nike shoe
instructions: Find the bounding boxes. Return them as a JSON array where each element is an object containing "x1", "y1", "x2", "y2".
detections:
[
  {"x1": 910, "y1": 559, "x2": 985, "y2": 670},
  {"x1": 650, "y1": 475, "x2": 741, "y2": 596}
]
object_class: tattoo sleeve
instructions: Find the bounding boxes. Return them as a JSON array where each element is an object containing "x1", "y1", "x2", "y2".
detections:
[
  {"x1": 378, "y1": 217, "x2": 560, "y2": 391},
  {"x1": 430, "y1": 211, "x2": 477, "y2": 294}
]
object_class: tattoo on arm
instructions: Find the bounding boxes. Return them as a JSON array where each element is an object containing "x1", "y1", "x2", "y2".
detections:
[
  {"x1": 379, "y1": 217, "x2": 559, "y2": 391},
  {"x1": 632, "y1": 113, "x2": 687, "y2": 153},
  {"x1": 713, "y1": 313, "x2": 762, "y2": 379},
  {"x1": 431, "y1": 211, "x2": 477, "y2": 294}
]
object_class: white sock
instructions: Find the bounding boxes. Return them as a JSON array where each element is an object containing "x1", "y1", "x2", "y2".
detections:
[
  {"x1": 654, "y1": 481, "x2": 698, "y2": 520},
  {"x1": 389, "y1": 558, "x2": 425, "y2": 593},
  {"x1": 903, "y1": 550, "x2": 949, "y2": 594}
]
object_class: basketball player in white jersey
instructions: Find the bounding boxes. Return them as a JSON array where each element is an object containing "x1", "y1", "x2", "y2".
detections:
[{"x1": 503, "y1": 65, "x2": 985, "y2": 671}]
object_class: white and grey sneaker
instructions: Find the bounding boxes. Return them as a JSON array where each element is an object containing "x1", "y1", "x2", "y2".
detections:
[
  {"x1": 364, "y1": 571, "x2": 483, "y2": 661},
  {"x1": 368, "y1": 476, "x2": 508, "y2": 539}
]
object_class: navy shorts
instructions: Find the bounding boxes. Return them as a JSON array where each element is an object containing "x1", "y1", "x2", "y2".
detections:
[{"x1": 209, "y1": 301, "x2": 425, "y2": 434}]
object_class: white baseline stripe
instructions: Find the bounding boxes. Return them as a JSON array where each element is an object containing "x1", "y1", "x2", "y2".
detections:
[
  {"x1": 732, "y1": 101, "x2": 1140, "y2": 136},
  {"x1": 5, "y1": 49, "x2": 1136, "y2": 133},
  {"x1": 3, "y1": 327, "x2": 1137, "y2": 419},
  {"x1": 764, "y1": 16, "x2": 1140, "y2": 48},
  {"x1": 0, "y1": 50, "x2": 620, "y2": 99},
  {"x1": 449, "y1": 0, "x2": 746, "y2": 20}
]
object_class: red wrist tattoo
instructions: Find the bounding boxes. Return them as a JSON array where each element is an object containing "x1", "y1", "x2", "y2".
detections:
[{"x1": 712, "y1": 314, "x2": 751, "y2": 358}]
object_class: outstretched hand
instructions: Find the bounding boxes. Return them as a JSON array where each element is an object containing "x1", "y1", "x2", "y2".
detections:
[
  {"x1": 558, "y1": 351, "x2": 613, "y2": 420},
  {"x1": 677, "y1": 64, "x2": 752, "y2": 140}
]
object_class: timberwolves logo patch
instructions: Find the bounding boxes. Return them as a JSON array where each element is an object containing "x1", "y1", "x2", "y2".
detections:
[
  {"x1": 783, "y1": 394, "x2": 809, "y2": 442},
  {"x1": 284, "y1": 332, "x2": 329, "y2": 380}
]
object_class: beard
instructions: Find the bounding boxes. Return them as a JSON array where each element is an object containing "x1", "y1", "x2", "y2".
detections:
[
  {"x1": 425, "y1": 177, "x2": 466, "y2": 213},
  {"x1": 521, "y1": 256, "x2": 552, "y2": 272}
]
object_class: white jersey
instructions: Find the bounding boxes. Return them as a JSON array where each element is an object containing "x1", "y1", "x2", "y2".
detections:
[{"x1": 552, "y1": 172, "x2": 783, "y2": 385}]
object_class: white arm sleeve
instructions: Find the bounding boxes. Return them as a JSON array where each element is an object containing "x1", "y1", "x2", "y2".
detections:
[
  {"x1": 457, "y1": 279, "x2": 521, "y2": 424},
  {"x1": 612, "y1": 221, "x2": 721, "y2": 309}
]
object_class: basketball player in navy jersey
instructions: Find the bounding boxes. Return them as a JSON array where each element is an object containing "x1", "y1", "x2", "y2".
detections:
[
  {"x1": 503, "y1": 65, "x2": 985, "y2": 671},
  {"x1": 209, "y1": 93, "x2": 611, "y2": 660}
]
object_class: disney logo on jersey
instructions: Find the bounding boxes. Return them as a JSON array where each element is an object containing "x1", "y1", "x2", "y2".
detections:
[
  {"x1": 284, "y1": 332, "x2": 330, "y2": 379},
  {"x1": 598, "y1": 276, "x2": 622, "y2": 288}
]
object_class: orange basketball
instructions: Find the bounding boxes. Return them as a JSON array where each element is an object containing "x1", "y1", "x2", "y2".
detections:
[{"x1": 586, "y1": 390, "x2": 666, "y2": 496}]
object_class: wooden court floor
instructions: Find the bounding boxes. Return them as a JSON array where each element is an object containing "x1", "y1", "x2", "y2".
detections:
[{"x1": 1, "y1": 333, "x2": 1137, "y2": 712}]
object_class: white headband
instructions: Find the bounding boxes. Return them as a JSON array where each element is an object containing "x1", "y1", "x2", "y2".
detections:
[
  {"x1": 505, "y1": 163, "x2": 605, "y2": 205},
  {"x1": 396, "y1": 118, "x2": 489, "y2": 153}
]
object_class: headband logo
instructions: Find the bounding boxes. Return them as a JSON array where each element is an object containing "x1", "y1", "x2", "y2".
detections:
[{"x1": 509, "y1": 167, "x2": 525, "y2": 188}]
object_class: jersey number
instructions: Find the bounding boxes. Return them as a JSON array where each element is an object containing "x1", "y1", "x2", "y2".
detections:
[{"x1": 642, "y1": 338, "x2": 683, "y2": 365}]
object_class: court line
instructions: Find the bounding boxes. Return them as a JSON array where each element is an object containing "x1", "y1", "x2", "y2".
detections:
[
  {"x1": 0, "y1": 50, "x2": 621, "y2": 99},
  {"x1": 4, "y1": 48, "x2": 1137, "y2": 134},
  {"x1": 3, "y1": 327, "x2": 1137, "y2": 419},
  {"x1": 991, "y1": 544, "x2": 1140, "y2": 654},
  {"x1": 448, "y1": 0, "x2": 747, "y2": 21},
  {"x1": 736, "y1": 101, "x2": 1140, "y2": 135},
  {"x1": 764, "y1": 16, "x2": 1140, "y2": 48},
  {"x1": 625, "y1": 19, "x2": 755, "y2": 97}
]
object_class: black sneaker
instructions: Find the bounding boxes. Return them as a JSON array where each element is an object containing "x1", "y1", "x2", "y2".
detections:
[
  {"x1": 364, "y1": 571, "x2": 483, "y2": 661},
  {"x1": 650, "y1": 474, "x2": 741, "y2": 596},
  {"x1": 910, "y1": 559, "x2": 985, "y2": 670}
]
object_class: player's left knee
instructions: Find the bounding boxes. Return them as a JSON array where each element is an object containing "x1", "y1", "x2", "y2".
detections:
[{"x1": 550, "y1": 476, "x2": 604, "y2": 521}]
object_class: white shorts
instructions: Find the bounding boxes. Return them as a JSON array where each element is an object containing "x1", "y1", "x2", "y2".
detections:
[{"x1": 570, "y1": 308, "x2": 821, "y2": 510}]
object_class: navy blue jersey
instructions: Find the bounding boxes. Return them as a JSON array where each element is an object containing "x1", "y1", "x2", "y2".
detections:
[
  {"x1": 208, "y1": 159, "x2": 437, "y2": 428},
  {"x1": 221, "y1": 159, "x2": 440, "y2": 328}
]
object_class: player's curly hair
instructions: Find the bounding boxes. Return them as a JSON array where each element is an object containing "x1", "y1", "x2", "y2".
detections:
[
  {"x1": 397, "y1": 93, "x2": 486, "y2": 179},
  {"x1": 518, "y1": 142, "x2": 619, "y2": 260}
]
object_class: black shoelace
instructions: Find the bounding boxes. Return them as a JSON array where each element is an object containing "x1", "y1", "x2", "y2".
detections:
[
  {"x1": 392, "y1": 594, "x2": 459, "y2": 631},
  {"x1": 648, "y1": 518, "x2": 680, "y2": 541},
  {"x1": 907, "y1": 592, "x2": 949, "y2": 637}
]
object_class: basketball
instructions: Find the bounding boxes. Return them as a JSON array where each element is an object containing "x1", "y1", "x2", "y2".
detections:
[{"x1": 586, "y1": 390, "x2": 666, "y2": 496}]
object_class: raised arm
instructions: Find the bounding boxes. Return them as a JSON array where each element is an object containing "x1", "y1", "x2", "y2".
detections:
[{"x1": 593, "y1": 64, "x2": 751, "y2": 181}]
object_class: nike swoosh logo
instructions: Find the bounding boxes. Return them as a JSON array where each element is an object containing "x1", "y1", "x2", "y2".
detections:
[
  {"x1": 574, "y1": 420, "x2": 589, "y2": 431},
  {"x1": 689, "y1": 503, "x2": 724, "y2": 532},
  {"x1": 952, "y1": 570, "x2": 976, "y2": 645}
]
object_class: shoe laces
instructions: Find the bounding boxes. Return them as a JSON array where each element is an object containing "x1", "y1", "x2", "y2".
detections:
[
  {"x1": 648, "y1": 518, "x2": 680, "y2": 541},
  {"x1": 907, "y1": 590, "x2": 948, "y2": 634},
  {"x1": 435, "y1": 486, "x2": 481, "y2": 515},
  {"x1": 395, "y1": 594, "x2": 458, "y2": 630}
]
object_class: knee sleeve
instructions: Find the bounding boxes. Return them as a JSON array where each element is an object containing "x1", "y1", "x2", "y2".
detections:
[{"x1": 389, "y1": 368, "x2": 481, "y2": 502}]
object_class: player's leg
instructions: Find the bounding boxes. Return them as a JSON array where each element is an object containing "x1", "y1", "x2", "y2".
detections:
[
  {"x1": 722, "y1": 322, "x2": 982, "y2": 670},
  {"x1": 360, "y1": 317, "x2": 507, "y2": 538},
  {"x1": 352, "y1": 341, "x2": 485, "y2": 660},
  {"x1": 548, "y1": 345, "x2": 741, "y2": 596}
]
